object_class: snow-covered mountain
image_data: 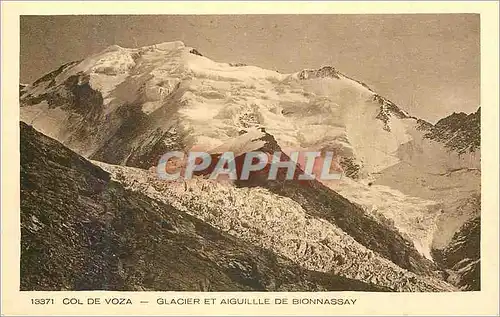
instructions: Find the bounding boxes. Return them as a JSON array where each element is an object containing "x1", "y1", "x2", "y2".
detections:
[
  {"x1": 20, "y1": 41, "x2": 480, "y2": 291},
  {"x1": 19, "y1": 41, "x2": 416, "y2": 172}
]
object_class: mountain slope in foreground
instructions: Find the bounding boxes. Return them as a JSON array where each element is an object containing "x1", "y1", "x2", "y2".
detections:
[{"x1": 21, "y1": 122, "x2": 391, "y2": 291}]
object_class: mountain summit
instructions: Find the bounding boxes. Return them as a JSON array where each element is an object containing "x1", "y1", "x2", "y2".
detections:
[{"x1": 21, "y1": 41, "x2": 417, "y2": 174}]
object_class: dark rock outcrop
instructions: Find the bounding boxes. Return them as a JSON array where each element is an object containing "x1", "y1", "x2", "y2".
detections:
[
  {"x1": 189, "y1": 48, "x2": 203, "y2": 57},
  {"x1": 297, "y1": 66, "x2": 341, "y2": 80},
  {"x1": 373, "y1": 94, "x2": 410, "y2": 132}
]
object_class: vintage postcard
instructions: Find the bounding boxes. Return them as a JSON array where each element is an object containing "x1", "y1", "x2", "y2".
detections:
[{"x1": 1, "y1": 1, "x2": 499, "y2": 316}]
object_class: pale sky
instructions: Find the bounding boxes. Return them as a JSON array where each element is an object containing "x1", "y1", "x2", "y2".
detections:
[{"x1": 20, "y1": 14, "x2": 480, "y2": 122}]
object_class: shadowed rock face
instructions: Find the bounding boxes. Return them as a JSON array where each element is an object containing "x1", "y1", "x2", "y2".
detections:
[
  {"x1": 20, "y1": 122, "x2": 391, "y2": 292},
  {"x1": 433, "y1": 216, "x2": 480, "y2": 291},
  {"x1": 20, "y1": 84, "x2": 29, "y2": 96}
]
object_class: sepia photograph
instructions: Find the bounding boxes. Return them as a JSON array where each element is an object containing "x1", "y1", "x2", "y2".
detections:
[{"x1": 17, "y1": 14, "x2": 482, "y2": 293}]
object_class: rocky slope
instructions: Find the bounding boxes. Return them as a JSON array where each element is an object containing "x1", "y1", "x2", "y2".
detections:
[
  {"x1": 432, "y1": 216, "x2": 480, "y2": 291},
  {"x1": 21, "y1": 122, "x2": 393, "y2": 292}
]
